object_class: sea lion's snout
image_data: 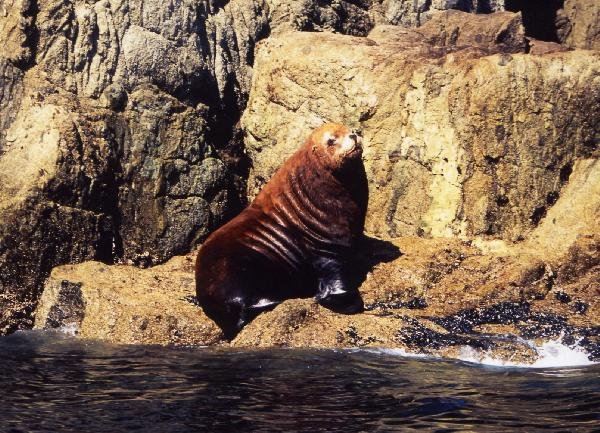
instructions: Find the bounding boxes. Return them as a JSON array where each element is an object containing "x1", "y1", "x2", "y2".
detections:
[
  {"x1": 350, "y1": 130, "x2": 363, "y2": 147},
  {"x1": 341, "y1": 130, "x2": 363, "y2": 158}
]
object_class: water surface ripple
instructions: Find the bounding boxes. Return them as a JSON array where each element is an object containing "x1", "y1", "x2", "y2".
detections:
[{"x1": 1, "y1": 331, "x2": 599, "y2": 432}]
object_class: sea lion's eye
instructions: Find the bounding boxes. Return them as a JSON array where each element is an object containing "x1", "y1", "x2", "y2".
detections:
[{"x1": 327, "y1": 137, "x2": 336, "y2": 146}]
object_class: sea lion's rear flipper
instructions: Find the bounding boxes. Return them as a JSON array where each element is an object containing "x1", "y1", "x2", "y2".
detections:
[
  {"x1": 315, "y1": 280, "x2": 364, "y2": 314},
  {"x1": 218, "y1": 297, "x2": 280, "y2": 340},
  {"x1": 313, "y1": 256, "x2": 364, "y2": 314}
]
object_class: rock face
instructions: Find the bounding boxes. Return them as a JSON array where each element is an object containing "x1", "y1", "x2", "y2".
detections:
[
  {"x1": 20, "y1": 6, "x2": 600, "y2": 363},
  {"x1": 242, "y1": 12, "x2": 599, "y2": 242}
]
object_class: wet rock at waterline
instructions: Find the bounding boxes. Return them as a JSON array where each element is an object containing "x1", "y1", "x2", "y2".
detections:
[{"x1": 33, "y1": 234, "x2": 600, "y2": 363}]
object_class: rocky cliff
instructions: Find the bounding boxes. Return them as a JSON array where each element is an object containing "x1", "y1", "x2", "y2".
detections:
[
  {"x1": 1, "y1": 0, "x2": 599, "y2": 364},
  {"x1": 1, "y1": 0, "x2": 377, "y2": 333}
]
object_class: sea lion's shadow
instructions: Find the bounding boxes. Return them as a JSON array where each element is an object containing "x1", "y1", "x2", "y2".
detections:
[{"x1": 348, "y1": 235, "x2": 402, "y2": 290}]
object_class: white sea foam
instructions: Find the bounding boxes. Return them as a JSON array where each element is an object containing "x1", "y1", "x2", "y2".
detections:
[
  {"x1": 357, "y1": 339, "x2": 597, "y2": 368},
  {"x1": 56, "y1": 322, "x2": 80, "y2": 337},
  {"x1": 458, "y1": 339, "x2": 596, "y2": 368}
]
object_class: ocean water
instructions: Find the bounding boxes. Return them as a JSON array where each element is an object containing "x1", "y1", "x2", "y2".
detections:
[{"x1": 1, "y1": 331, "x2": 599, "y2": 433}]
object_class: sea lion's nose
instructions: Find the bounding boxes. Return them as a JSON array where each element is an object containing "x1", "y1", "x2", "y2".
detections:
[{"x1": 350, "y1": 131, "x2": 363, "y2": 147}]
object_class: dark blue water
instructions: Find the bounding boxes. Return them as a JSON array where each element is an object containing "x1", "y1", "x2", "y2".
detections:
[{"x1": 1, "y1": 331, "x2": 599, "y2": 433}]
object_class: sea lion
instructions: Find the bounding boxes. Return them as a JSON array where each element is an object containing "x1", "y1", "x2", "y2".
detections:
[{"x1": 195, "y1": 123, "x2": 368, "y2": 339}]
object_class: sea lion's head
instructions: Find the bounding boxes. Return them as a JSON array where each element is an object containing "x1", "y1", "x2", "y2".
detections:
[{"x1": 309, "y1": 122, "x2": 363, "y2": 171}]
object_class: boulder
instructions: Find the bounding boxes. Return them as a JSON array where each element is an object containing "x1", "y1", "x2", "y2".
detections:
[{"x1": 34, "y1": 254, "x2": 223, "y2": 346}]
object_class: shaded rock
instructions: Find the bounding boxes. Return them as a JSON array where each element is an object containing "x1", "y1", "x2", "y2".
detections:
[
  {"x1": 116, "y1": 86, "x2": 221, "y2": 264},
  {"x1": 242, "y1": 14, "x2": 599, "y2": 242},
  {"x1": 558, "y1": 0, "x2": 600, "y2": 50},
  {"x1": 0, "y1": 201, "x2": 112, "y2": 334},
  {"x1": 34, "y1": 255, "x2": 223, "y2": 346},
  {"x1": 269, "y1": 0, "x2": 375, "y2": 36},
  {"x1": 504, "y1": 0, "x2": 563, "y2": 42},
  {"x1": 370, "y1": 0, "x2": 506, "y2": 28},
  {"x1": 0, "y1": 60, "x2": 24, "y2": 153}
]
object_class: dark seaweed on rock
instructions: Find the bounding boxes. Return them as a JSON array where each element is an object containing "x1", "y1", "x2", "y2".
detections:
[
  {"x1": 431, "y1": 301, "x2": 531, "y2": 334},
  {"x1": 396, "y1": 323, "x2": 494, "y2": 351},
  {"x1": 419, "y1": 302, "x2": 600, "y2": 361},
  {"x1": 554, "y1": 291, "x2": 572, "y2": 304},
  {"x1": 572, "y1": 300, "x2": 589, "y2": 314},
  {"x1": 365, "y1": 297, "x2": 428, "y2": 311}
]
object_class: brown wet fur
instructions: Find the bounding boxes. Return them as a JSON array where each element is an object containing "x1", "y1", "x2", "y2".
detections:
[{"x1": 195, "y1": 123, "x2": 368, "y2": 339}]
